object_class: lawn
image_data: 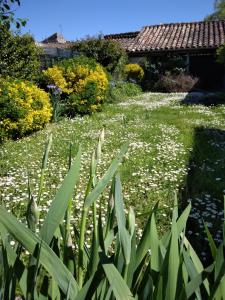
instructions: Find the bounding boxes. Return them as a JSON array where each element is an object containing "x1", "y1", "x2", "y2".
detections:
[{"x1": 0, "y1": 92, "x2": 225, "y2": 259}]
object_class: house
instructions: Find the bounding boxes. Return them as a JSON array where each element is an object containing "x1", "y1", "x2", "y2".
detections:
[
  {"x1": 36, "y1": 33, "x2": 76, "y2": 66},
  {"x1": 104, "y1": 20, "x2": 225, "y2": 89},
  {"x1": 39, "y1": 20, "x2": 225, "y2": 89},
  {"x1": 37, "y1": 32, "x2": 74, "y2": 57}
]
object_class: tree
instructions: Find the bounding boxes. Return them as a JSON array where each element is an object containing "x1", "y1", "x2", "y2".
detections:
[
  {"x1": 0, "y1": 0, "x2": 26, "y2": 28},
  {"x1": 0, "y1": 25, "x2": 41, "y2": 80},
  {"x1": 72, "y1": 36, "x2": 128, "y2": 73},
  {"x1": 205, "y1": 0, "x2": 225, "y2": 20},
  {"x1": 217, "y1": 43, "x2": 225, "y2": 66}
]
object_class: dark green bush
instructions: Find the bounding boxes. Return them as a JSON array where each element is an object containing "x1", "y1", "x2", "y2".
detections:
[
  {"x1": 72, "y1": 37, "x2": 128, "y2": 73},
  {"x1": 0, "y1": 25, "x2": 41, "y2": 81},
  {"x1": 217, "y1": 43, "x2": 225, "y2": 65},
  {"x1": 55, "y1": 55, "x2": 98, "y2": 70},
  {"x1": 108, "y1": 81, "x2": 142, "y2": 101}
]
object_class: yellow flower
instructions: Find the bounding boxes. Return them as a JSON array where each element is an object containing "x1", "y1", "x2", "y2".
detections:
[
  {"x1": 90, "y1": 104, "x2": 97, "y2": 111},
  {"x1": 44, "y1": 62, "x2": 108, "y2": 95},
  {"x1": 43, "y1": 59, "x2": 108, "y2": 114},
  {"x1": 0, "y1": 78, "x2": 52, "y2": 139},
  {"x1": 124, "y1": 64, "x2": 144, "y2": 82}
]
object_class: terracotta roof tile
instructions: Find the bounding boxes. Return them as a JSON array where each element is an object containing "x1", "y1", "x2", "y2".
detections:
[
  {"x1": 104, "y1": 31, "x2": 139, "y2": 50},
  {"x1": 42, "y1": 32, "x2": 67, "y2": 44},
  {"x1": 104, "y1": 20, "x2": 225, "y2": 53},
  {"x1": 38, "y1": 32, "x2": 73, "y2": 49}
]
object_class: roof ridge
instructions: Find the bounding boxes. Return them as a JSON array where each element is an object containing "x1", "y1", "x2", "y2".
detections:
[
  {"x1": 106, "y1": 20, "x2": 225, "y2": 53},
  {"x1": 104, "y1": 31, "x2": 139, "y2": 38},
  {"x1": 142, "y1": 19, "x2": 225, "y2": 29},
  {"x1": 42, "y1": 32, "x2": 67, "y2": 44}
]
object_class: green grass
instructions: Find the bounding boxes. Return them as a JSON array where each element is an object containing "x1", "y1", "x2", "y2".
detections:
[{"x1": 0, "y1": 92, "x2": 225, "y2": 256}]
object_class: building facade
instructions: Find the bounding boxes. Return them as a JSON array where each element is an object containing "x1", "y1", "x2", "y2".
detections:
[
  {"x1": 105, "y1": 20, "x2": 225, "y2": 90},
  {"x1": 38, "y1": 21, "x2": 225, "y2": 89}
]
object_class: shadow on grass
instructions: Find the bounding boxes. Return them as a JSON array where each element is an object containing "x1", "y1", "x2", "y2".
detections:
[
  {"x1": 180, "y1": 126, "x2": 225, "y2": 264},
  {"x1": 181, "y1": 91, "x2": 225, "y2": 106}
]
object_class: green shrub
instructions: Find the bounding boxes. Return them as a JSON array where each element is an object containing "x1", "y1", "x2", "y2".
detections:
[
  {"x1": 217, "y1": 43, "x2": 225, "y2": 65},
  {"x1": 109, "y1": 81, "x2": 142, "y2": 101},
  {"x1": 65, "y1": 81, "x2": 104, "y2": 115},
  {"x1": 0, "y1": 78, "x2": 52, "y2": 140},
  {"x1": 72, "y1": 37, "x2": 128, "y2": 72},
  {"x1": 0, "y1": 133, "x2": 224, "y2": 299},
  {"x1": 124, "y1": 63, "x2": 144, "y2": 83},
  {"x1": 56, "y1": 55, "x2": 98, "y2": 71},
  {"x1": 0, "y1": 25, "x2": 41, "y2": 81},
  {"x1": 43, "y1": 56, "x2": 109, "y2": 116}
]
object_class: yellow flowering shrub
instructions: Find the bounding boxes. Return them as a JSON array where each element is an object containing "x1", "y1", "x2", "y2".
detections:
[
  {"x1": 124, "y1": 63, "x2": 144, "y2": 83},
  {"x1": 43, "y1": 56, "x2": 108, "y2": 115},
  {"x1": 43, "y1": 66, "x2": 68, "y2": 92},
  {"x1": 0, "y1": 78, "x2": 52, "y2": 140}
]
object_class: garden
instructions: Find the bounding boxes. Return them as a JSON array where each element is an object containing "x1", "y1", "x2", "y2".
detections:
[{"x1": 0, "y1": 10, "x2": 225, "y2": 299}]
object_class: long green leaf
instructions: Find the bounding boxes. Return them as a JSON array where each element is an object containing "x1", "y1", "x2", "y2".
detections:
[
  {"x1": 186, "y1": 264, "x2": 214, "y2": 299},
  {"x1": 165, "y1": 212, "x2": 179, "y2": 300},
  {"x1": 78, "y1": 144, "x2": 128, "y2": 287},
  {"x1": 40, "y1": 146, "x2": 81, "y2": 244},
  {"x1": 84, "y1": 143, "x2": 128, "y2": 210},
  {"x1": 0, "y1": 207, "x2": 79, "y2": 299},
  {"x1": 210, "y1": 244, "x2": 225, "y2": 300},
  {"x1": 102, "y1": 262, "x2": 134, "y2": 300},
  {"x1": 212, "y1": 276, "x2": 225, "y2": 300},
  {"x1": 76, "y1": 267, "x2": 105, "y2": 300},
  {"x1": 177, "y1": 203, "x2": 191, "y2": 236},
  {"x1": 204, "y1": 223, "x2": 217, "y2": 259},
  {"x1": 183, "y1": 249, "x2": 202, "y2": 300},
  {"x1": 114, "y1": 174, "x2": 131, "y2": 266},
  {"x1": 149, "y1": 212, "x2": 160, "y2": 272},
  {"x1": 37, "y1": 133, "x2": 53, "y2": 204},
  {"x1": 0, "y1": 224, "x2": 29, "y2": 298},
  {"x1": 153, "y1": 275, "x2": 163, "y2": 300},
  {"x1": 74, "y1": 276, "x2": 93, "y2": 300},
  {"x1": 135, "y1": 202, "x2": 159, "y2": 269},
  {"x1": 183, "y1": 236, "x2": 210, "y2": 295},
  {"x1": 215, "y1": 243, "x2": 224, "y2": 281}
]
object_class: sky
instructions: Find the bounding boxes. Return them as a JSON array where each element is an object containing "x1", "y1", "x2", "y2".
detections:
[{"x1": 15, "y1": 0, "x2": 215, "y2": 42}]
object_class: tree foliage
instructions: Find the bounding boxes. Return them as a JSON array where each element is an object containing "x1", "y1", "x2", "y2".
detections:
[
  {"x1": 205, "y1": 0, "x2": 225, "y2": 20},
  {"x1": 0, "y1": 0, "x2": 26, "y2": 28},
  {"x1": 72, "y1": 36, "x2": 128, "y2": 73},
  {"x1": 217, "y1": 43, "x2": 225, "y2": 65},
  {"x1": 0, "y1": 25, "x2": 41, "y2": 80}
]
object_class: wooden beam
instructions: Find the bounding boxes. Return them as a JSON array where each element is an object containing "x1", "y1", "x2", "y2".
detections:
[{"x1": 186, "y1": 54, "x2": 190, "y2": 73}]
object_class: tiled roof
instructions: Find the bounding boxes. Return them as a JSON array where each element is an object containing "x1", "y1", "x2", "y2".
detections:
[
  {"x1": 104, "y1": 20, "x2": 225, "y2": 53},
  {"x1": 39, "y1": 32, "x2": 73, "y2": 49},
  {"x1": 105, "y1": 31, "x2": 139, "y2": 49},
  {"x1": 42, "y1": 32, "x2": 67, "y2": 44}
]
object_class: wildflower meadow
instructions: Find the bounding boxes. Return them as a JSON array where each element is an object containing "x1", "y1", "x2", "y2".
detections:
[{"x1": 1, "y1": 92, "x2": 224, "y2": 255}]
